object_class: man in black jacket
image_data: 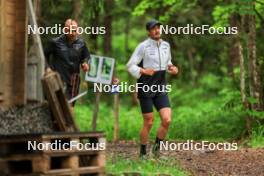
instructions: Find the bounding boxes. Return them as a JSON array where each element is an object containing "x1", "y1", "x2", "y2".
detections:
[{"x1": 45, "y1": 19, "x2": 90, "y2": 108}]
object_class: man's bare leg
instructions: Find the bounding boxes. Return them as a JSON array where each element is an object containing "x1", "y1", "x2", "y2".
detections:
[
  {"x1": 140, "y1": 112, "x2": 154, "y2": 157},
  {"x1": 152, "y1": 107, "x2": 171, "y2": 155},
  {"x1": 157, "y1": 107, "x2": 171, "y2": 139}
]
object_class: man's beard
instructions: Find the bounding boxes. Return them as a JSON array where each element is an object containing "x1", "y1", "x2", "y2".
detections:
[{"x1": 153, "y1": 34, "x2": 161, "y2": 40}]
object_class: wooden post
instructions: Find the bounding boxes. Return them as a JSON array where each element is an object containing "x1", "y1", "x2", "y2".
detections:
[
  {"x1": 0, "y1": 0, "x2": 28, "y2": 107},
  {"x1": 0, "y1": 0, "x2": 3, "y2": 97},
  {"x1": 27, "y1": 0, "x2": 45, "y2": 101},
  {"x1": 92, "y1": 90, "x2": 101, "y2": 131},
  {"x1": 32, "y1": 155, "x2": 50, "y2": 173},
  {"x1": 113, "y1": 93, "x2": 119, "y2": 142}
]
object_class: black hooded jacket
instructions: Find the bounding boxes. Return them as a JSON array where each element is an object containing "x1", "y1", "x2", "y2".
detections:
[{"x1": 44, "y1": 34, "x2": 90, "y2": 86}]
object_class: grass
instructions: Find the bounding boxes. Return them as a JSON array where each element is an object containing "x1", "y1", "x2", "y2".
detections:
[{"x1": 106, "y1": 155, "x2": 187, "y2": 176}]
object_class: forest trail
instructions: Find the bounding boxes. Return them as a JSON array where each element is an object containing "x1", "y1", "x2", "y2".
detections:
[{"x1": 107, "y1": 142, "x2": 264, "y2": 176}]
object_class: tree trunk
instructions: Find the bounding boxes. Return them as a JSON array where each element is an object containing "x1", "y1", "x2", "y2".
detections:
[
  {"x1": 246, "y1": 13, "x2": 262, "y2": 110},
  {"x1": 92, "y1": 90, "x2": 101, "y2": 131},
  {"x1": 240, "y1": 0, "x2": 263, "y2": 132},
  {"x1": 237, "y1": 28, "x2": 250, "y2": 133},
  {"x1": 90, "y1": 1, "x2": 100, "y2": 52},
  {"x1": 92, "y1": 0, "x2": 115, "y2": 132},
  {"x1": 232, "y1": 12, "x2": 251, "y2": 134},
  {"x1": 72, "y1": 0, "x2": 81, "y2": 21},
  {"x1": 103, "y1": 0, "x2": 112, "y2": 54},
  {"x1": 187, "y1": 48, "x2": 195, "y2": 82},
  {"x1": 103, "y1": 0, "x2": 119, "y2": 141},
  {"x1": 113, "y1": 93, "x2": 119, "y2": 142},
  {"x1": 228, "y1": 13, "x2": 240, "y2": 78}
]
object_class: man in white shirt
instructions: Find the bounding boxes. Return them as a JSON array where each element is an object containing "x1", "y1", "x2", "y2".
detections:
[{"x1": 127, "y1": 19, "x2": 178, "y2": 158}]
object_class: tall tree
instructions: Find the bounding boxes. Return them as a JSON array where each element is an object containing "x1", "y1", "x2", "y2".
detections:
[
  {"x1": 228, "y1": 13, "x2": 241, "y2": 78},
  {"x1": 243, "y1": 1, "x2": 262, "y2": 111},
  {"x1": 231, "y1": 12, "x2": 250, "y2": 133},
  {"x1": 103, "y1": 0, "x2": 113, "y2": 53},
  {"x1": 72, "y1": 0, "x2": 81, "y2": 20},
  {"x1": 91, "y1": 0, "x2": 117, "y2": 133},
  {"x1": 103, "y1": 0, "x2": 120, "y2": 141}
]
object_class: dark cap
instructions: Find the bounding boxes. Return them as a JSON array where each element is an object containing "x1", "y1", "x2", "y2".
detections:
[{"x1": 146, "y1": 19, "x2": 161, "y2": 31}]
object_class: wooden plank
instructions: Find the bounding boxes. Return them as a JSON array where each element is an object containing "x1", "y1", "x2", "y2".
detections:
[
  {"x1": 41, "y1": 72, "x2": 78, "y2": 132},
  {"x1": 0, "y1": 0, "x2": 28, "y2": 107},
  {"x1": 15, "y1": 32, "x2": 26, "y2": 44},
  {"x1": 32, "y1": 155, "x2": 50, "y2": 173},
  {"x1": 5, "y1": 0, "x2": 15, "y2": 6},
  {"x1": 5, "y1": 38, "x2": 15, "y2": 50},
  {"x1": 0, "y1": 160, "x2": 9, "y2": 174},
  {"x1": 45, "y1": 166, "x2": 104, "y2": 175},
  {"x1": 28, "y1": 0, "x2": 45, "y2": 102},
  {"x1": 5, "y1": 14, "x2": 15, "y2": 26},
  {"x1": 0, "y1": 0, "x2": 4, "y2": 96},
  {"x1": 16, "y1": 9, "x2": 26, "y2": 21},
  {"x1": 5, "y1": 2, "x2": 15, "y2": 15},
  {"x1": 27, "y1": 64, "x2": 38, "y2": 100},
  {"x1": 0, "y1": 144, "x2": 104, "y2": 158},
  {"x1": 15, "y1": 0, "x2": 26, "y2": 10},
  {"x1": 0, "y1": 154, "x2": 104, "y2": 175},
  {"x1": 42, "y1": 150, "x2": 102, "y2": 156},
  {"x1": 15, "y1": 20, "x2": 26, "y2": 33},
  {"x1": 0, "y1": 150, "x2": 102, "y2": 161},
  {"x1": 61, "y1": 155, "x2": 79, "y2": 171},
  {"x1": 42, "y1": 77, "x2": 68, "y2": 131},
  {"x1": 0, "y1": 131, "x2": 105, "y2": 143}
]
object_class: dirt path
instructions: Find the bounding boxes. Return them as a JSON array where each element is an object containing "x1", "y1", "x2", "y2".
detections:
[{"x1": 107, "y1": 141, "x2": 264, "y2": 176}]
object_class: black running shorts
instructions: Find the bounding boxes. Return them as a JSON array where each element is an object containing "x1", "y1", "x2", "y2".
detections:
[{"x1": 138, "y1": 94, "x2": 171, "y2": 114}]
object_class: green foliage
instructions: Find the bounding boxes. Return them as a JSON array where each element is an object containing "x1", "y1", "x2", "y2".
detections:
[
  {"x1": 249, "y1": 126, "x2": 264, "y2": 148},
  {"x1": 212, "y1": 0, "x2": 257, "y2": 28},
  {"x1": 169, "y1": 74, "x2": 246, "y2": 141},
  {"x1": 212, "y1": 4, "x2": 236, "y2": 27},
  {"x1": 133, "y1": 0, "x2": 197, "y2": 20},
  {"x1": 246, "y1": 109, "x2": 264, "y2": 120},
  {"x1": 75, "y1": 74, "x2": 248, "y2": 142}
]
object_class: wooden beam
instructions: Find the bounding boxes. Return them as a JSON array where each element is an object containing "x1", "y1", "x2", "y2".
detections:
[
  {"x1": 41, "y1": 72, "x2": 78, "y2": 132},
  {"x1": 27, "y1": 0, "x2": 45, "y2": 101}
]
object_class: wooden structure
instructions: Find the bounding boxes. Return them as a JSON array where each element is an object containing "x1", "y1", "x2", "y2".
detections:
[
  {"x1": 0, "y1": 0, "x2": 28, "y2": 107},
  {"x1": 0, "y1": 0, "x2": 45, "y2": 108},
  {"x1": 27, "y1": 0, "x2": 45, "y2": 102},
  {"x1": 0, "y1": 132, "x2": 106, "y2": 176},
  {"x1": 41, "y1": 71, "x2": 78, "y2": 132}
]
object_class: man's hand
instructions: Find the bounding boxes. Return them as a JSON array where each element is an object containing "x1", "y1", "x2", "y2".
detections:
[
  {"x1": 167, "y1": 65, "x2": 178, "y2": 75},
  {"x1": 112, "y1": 77, "x2": 120, "y2": 85},
  {"x1": 81, "y1": 63, "x2": 89, "y2": 72},
  {"x1": 140, "y1": 68, "x2": 155, "y2": 76}
]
